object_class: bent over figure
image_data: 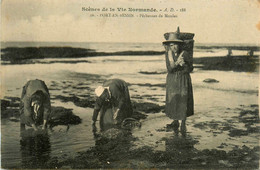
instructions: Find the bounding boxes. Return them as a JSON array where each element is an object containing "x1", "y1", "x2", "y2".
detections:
[
  {"x1": 20, "y1": 79, "x2": 51, "y2": 131},
  {"x1": 92, "y1": 79, "x2": 133, "y2": 130}
]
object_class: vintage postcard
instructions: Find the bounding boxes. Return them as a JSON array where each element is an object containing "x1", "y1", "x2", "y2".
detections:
[{"x1": 1, "y1": 0, "x2": 259, "y2": 169}]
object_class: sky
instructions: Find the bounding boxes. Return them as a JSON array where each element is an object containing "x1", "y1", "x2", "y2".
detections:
[{"x1": 1, "y1": 0, "x2": 260, "y2": 44}]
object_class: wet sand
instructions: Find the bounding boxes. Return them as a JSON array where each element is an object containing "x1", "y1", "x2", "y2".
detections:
[{"x1": 1, "y1": 82, "x2": 259, "y2": 169}]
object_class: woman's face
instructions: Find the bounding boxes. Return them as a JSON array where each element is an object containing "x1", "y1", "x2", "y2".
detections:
[
  {"x1": 169, "y1": 43, "x2": 179, "y2": 53},
  {"x1": 98, "y1": 90, "x2": 110, "y2": 103}
]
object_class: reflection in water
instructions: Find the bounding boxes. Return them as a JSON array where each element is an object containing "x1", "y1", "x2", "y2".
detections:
[{"x1": 20, "y1": 130, "x2": 51, "y2": 169}]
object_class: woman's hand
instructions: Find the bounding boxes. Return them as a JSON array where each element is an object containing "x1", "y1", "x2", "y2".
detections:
[
  {"x1": 42, "y1": 119, "x2": 47, "y2": 130},
  {"x1": 176, "y1": 56, "x2": 185, "y2": 66},
  {"x1": 32, "y1": 123, "x2": 38, "y2": 131}
]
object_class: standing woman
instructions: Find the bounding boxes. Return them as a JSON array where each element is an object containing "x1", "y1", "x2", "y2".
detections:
[{"x1": 163, "y1": 30, "x2": 194, "y2": 135}]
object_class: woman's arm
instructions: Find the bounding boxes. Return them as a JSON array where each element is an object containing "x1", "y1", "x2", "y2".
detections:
[
  {"x1": 92, "y1": 109, "x2": 99, "y2": 123},
  {"x1": 92, "y1": 99, "x2": 102, "y2": 123},
  {"x1": 23, "y1": 99, "x2": 35, "y2": 126},
  {"x1": 43, "y1": 97, "x2": 51, "y2": 129},
  {"x1": 165, "y1": 51, "x2": 182, "y2": 72}
]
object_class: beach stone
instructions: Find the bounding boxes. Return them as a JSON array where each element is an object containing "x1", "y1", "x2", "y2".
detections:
[{"x1": 203, "y1": 78, "x2": 219, "y2": 83}]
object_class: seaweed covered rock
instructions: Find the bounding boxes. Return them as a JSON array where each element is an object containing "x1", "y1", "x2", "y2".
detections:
[
  {"x1": 132, "y1": 101, "x2": 164, "y2": 113},
  {"x1": 101, "y1": 128, "x2": 125, "y2": 140},
  {"x1": 1, "y1": 99, "x2": 11, "y2": 111},
  {"x1": 49, "y1": 107, "x2": 82, "y2": 128},
  {"x1": 1, "y1": 98, "x2": 20, "y2": 119},
  {"x1": 131, "y1": 110, "x2": 147, "y2": 120},
  {"x1": 54, "y1": 95, "x2": 95, "y2": 108}
]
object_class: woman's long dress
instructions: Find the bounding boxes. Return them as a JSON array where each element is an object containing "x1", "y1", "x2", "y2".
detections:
[{"x1": 165, "y1": 50, "x2": 194, "y2": 120}]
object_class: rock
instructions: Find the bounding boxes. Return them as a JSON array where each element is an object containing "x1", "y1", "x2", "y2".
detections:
[
  {"x1": 193, "y1": 122, "x2": 207, "y2": 129},
  {"x1": 1, "y1": 97, "x2": 20, "y2": 115},
  {"x1": 1, "y1": 97, "x2": 21, "y2": 118},
  {"x1": 54, "y1": 95, "x2": 80, "y2": 103},
  {"x1": 139, "y1": 71, "x2": 166, "y2": 75},
  {"x1": 130, "y1": 83, "x2": 165, "y2": 88},
  {"x1": 74, "y1": 99, "x2": 95, "y2": 108},
  {"x1": 1, "y1": 108, "x2": 20, "y2": 118},
  {"x1": 228, "y1": 129, "x2": 248, "y2": 137},
  {"x1": 218, "y1": 160, "x2": 232, "y2": 167},
  {"x1": 131, "y1": 111, "x2": 147, "y2": 120},
  {"x1": 132, "y1": 101, "x2": 164, "y2": 113},
  {"x1": 4, "y1": 96, "x2": 20, "y2": 103},
  {"x1": 9, "y1": 117, "x2": 20, "y2": 122},
  {"x1": 102, "y1": 128, "x2": 124, "y2": 140},
  {"x1": 203, "y1": 78, "x2": 219, "y2": 83},
  {"x1": 61, "y1": 166, "x2": 72, "y2": 169},
  {"x1": 121, "y1": 118, "x2": 142, "y2": 130},
  {"x1": 48, "y1": 106, "x2": 82, "y2": 128},
  {"x1": 2, "y1": 96, "x2": 82, "y2": 128},
  {"x1": 1, "y1": 99, "x2": 11, "y2": 111},
  {"x1": 54, "y1": 95, "x2": 95, "y2": 108},
  {"x1": 250, "y1": 104, "x2": 258, "y2": 108}
]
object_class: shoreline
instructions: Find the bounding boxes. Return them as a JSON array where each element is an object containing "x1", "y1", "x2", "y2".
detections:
[{"x1": 1, "y1": 46, "x2": 259, "y2": 72}]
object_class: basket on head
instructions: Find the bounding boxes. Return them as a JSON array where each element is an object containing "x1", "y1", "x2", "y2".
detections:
[
  {"x1": 163, "y1": 27, "x2": 195, "y2": 45},
  {"x1": 163, "y1": 27, "x2": 195, "y2": 53}
]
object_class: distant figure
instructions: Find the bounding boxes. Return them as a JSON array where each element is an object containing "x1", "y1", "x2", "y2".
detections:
[
  {"x1": 20, "y1": 79, "x2": 51, "y2": 131},
  {"x1": 227, "y1": 49, "x2": 232, "y2": 57},
  {"x1": 163, "y1": 29, "x2": 194, "y2": 136},
  {"x1": 247, "y1": 49, "x2": 254, "y2": 57},
  {"x1": 92, "y1": 79, "x2": 133, "y2": 131}
]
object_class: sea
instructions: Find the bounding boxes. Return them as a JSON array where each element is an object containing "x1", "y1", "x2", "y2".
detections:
[{"x1": 1, "y1": 41, "x2": 259, "y2": 58}]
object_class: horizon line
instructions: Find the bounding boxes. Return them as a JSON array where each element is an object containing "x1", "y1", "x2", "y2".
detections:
[{"x1": 1, "y1": 41, "x2": 259, "y2": 46}]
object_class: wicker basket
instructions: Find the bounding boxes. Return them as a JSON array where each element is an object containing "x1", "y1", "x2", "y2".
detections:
[{"x1": 164, "y1": 32, "x2": 195, "y2": 41}]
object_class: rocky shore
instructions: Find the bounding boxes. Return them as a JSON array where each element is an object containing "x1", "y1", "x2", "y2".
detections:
[{"x1": 1, "y1": 94, "x2": 259, "y2": 169}]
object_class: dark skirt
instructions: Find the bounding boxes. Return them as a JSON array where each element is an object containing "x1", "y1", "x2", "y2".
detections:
[
  {"x1": 99, "y1": 101, "x2": 132, "y2": 131},
  {"x1": 165, "y1": 71, "x2": 194, "y2": 120}
]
